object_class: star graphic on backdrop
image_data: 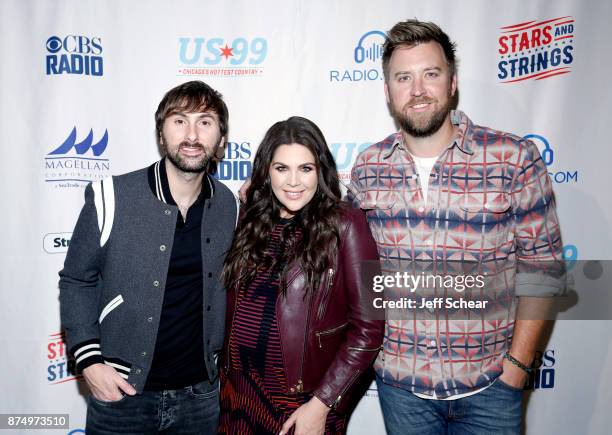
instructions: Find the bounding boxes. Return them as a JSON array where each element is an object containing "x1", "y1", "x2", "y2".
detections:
[{"x1": 220, "y1": 44, "x2": 234, "y2": 60}]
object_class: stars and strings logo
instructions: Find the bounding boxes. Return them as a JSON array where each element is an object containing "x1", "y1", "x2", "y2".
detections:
[
  {"x1": 44, "y1": 127, "x2": 111, "y2": 188},
  {"x1": 498, "y1": 16, "x2": 575, "y2": 83},
  {"x1": 178, "y1": 37, "x2": 268, "y2": 77},
  {"x1": 47, "y1": 332, "x2": 80, "y2": 385}
]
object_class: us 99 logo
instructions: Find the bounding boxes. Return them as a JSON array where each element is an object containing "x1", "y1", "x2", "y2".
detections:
[{"x1": 179, "y1": 37, "x2": 268, "y2": 65}]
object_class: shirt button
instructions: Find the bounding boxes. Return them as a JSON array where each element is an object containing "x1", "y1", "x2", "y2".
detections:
[
  {"x1": 164, "y1": 209, "x2": 171, "y2": 215},
  {"x1": 141, "y1": 351, "x2": 147, "y2": 357},
  {"x1": 153, "y1": 280, "x2": 160, "y2": 287},
  {"x1": 147, "y1": 317, "x2": 153, "y2": 322},
  {"x1": 135, "y1": 369, "x2": 142, "y2": 374},
  {"x1": 418, "y1": 207, "x2": 425, "y2": 213},
  {"x1": 159, "y1": 245, "x2": 166, "y2": 252},
  {"x1": 208, "y1": 272, "x2": 213, "y2": 278},
  {"x1": 131, "y1": 383, "x2": 136, "y2": 388},
  {"x1": 207, "y1": 305, "x2": 211, "y2": 311},
  {"x1": 206, "y1": 238, "x2": 210, "y2": 244},
  {"x1": 430, "y1": 340, "x2": 436, "y2": 347}
]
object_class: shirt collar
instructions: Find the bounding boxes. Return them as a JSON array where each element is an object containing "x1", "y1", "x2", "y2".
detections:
[
  {"x1": 382, "y1": 110, "x2": 475, "y2": 159},
  {"x1": 147, "y1": 158, "x2": 214, "y2": 205}
]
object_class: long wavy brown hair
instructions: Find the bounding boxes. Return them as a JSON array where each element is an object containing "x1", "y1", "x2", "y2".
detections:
[{"x1": 222, "y1": 116, "x2": 342, "y2": 294}]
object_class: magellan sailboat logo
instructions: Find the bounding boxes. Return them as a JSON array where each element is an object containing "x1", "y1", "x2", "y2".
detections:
[{"x1": 44, "y1": 127, "x2": 110, "y2": 188}]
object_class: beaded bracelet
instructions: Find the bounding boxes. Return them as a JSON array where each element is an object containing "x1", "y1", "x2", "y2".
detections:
[{"x1": 503, "y1": 351, "x2": 533, "y2": 374}]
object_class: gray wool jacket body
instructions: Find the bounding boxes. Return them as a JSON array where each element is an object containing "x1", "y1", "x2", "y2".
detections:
[{"x1": 59, "y1": 163, "x2": 237, "y2": 392}]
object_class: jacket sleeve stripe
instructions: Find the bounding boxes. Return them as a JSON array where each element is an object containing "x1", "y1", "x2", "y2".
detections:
[
  {"x1": 91, "y1": 180, "x2": 104, "y2": 235},
  {"x1": 100, "y1": 177, "x2": 115, "y2": 247},
  {"x1": 73, "y1": 342, "x2": 100, "y2": 358},
  {"x1": 98, "y1": 294, "x2": 124, "y2": 324}
]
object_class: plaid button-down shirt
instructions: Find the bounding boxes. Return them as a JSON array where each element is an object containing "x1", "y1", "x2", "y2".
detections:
[{"x1": 348, "y1": 111, "x2": 565, "y2": 398}]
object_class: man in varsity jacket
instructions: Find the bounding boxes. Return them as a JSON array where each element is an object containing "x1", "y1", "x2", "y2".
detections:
[{"x1": 59, "y1": 81, "x2": 237, "y2": 434}]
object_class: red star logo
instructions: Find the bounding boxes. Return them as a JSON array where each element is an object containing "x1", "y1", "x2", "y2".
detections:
[{"x1": 220, "y1": 44, "x2": 234, "y2": 60}]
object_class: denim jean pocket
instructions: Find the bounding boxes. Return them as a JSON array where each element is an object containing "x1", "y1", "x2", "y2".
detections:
[
  {"x1": 188, "y1": 380, "x2": 219, "y2": 399},
  {"x1": 495, "y1": 378, "x2": 525, "y2": 394},
  {"x1": 89, "y1": 393, "x2": 128, "y2": 407}
]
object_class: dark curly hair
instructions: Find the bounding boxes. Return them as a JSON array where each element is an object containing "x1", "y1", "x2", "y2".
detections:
[{"x1": 222, "y1": 116, "x2": 342, "y2": 294}]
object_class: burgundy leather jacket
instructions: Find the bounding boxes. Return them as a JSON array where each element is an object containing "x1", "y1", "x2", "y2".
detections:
[{"x1": 223, "y1": 205, "x2": 383, "y2": 412}]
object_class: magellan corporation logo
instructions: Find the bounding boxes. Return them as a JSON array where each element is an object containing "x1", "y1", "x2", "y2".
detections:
[
  {"x1": 498, "y1": 17, "x2": 574, "y2": 83},
  {"x1": 47, "y1": 332, "x2": 79, "y2": 385},
  {"x1": 211, "y1": 141, "x2": 252, "y2": 181},
  {"x1": 329, "y1": 30, "x2": 386, "y2": 82},
  {"x1": 46, "y1": 35, "x2": 103, "y2": 76},
  {"x1": 43, "y1": 232, "x2": 72, "y2": 254},
  {"x1": 523, "y1": 134, "x2": 578, "y2": 183},
  {"x1": 178, "y1": 37, "x2": 267, "y2": 77},
  {"x1": 44, "y1": 127, "x2": 110, "y2": 188}
]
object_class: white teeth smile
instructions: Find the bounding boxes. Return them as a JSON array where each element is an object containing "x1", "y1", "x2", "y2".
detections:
[
  {"x1": 412, "y1": 103, "x2": 429, "y2": 109},
  {"x1": 285, "y1": 191, "x2": 302, "y2": 199}
]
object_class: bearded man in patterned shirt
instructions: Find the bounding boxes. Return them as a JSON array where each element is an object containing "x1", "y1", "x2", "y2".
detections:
[{"x1": 348, "y1": 19, "x2": 566, "y2": 435}]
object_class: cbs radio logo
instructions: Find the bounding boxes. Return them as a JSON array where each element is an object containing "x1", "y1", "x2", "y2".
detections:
[
  {"x1": 43, "y1": 233, "x2": 72, "y2": 254},
  {"x1": 212, "y1": 141, "x2": 253, "y2": 181},
  {"x1": 329, "y1": 30, "x2": 386, "y2": 83},
  {"x1": 46, "y1": 35, "x2": 103, "y2": 76},
  {"x1": 525, "y1": 349, "x2": 556, "y2": 390}
]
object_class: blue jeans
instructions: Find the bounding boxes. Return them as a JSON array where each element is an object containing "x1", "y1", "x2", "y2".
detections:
[
  {"x1": 376, "y1": 376, "x2": 523, "y2": 435},
  {"x1": 86, "y1": 379, "x2": 219, "y2": 434}
]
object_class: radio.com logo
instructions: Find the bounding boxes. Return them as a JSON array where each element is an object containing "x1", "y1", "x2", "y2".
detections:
[
  {"x1": 329, "y1": 141, "x2": 373, "y2": 180},
  {"x1": 211, "y1": 141, "x2": 253, "y2": 181},
  {"x1": 178, "y1": 37, "x2": 267, "y2": 77},
  {"x1": 46, "y1": 35, "x2": 103, "y2": 76},
  {"x1": 498, "y1": 16, "x2": 574, "y2": 83},
  {"x1": 47, "y1": 332, "x2": 79, "y2": 385},
  {"x1": 329, "y1": 30, "x2": 385, "y2": 83},
  {"x1": 523, "y1": 134, "x2": 578, "y2": 184},
  {"x1": 43, "y1": 232, "x2": 72, "y2": 254},
  {"x1": 525, "y1": 349, "x2": 556, "y2": 390},
  {"x1": 44, "y1": 127, "x2": 111, "y2": 188}
]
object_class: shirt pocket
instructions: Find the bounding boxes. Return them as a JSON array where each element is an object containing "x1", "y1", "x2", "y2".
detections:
[
  {"x1": 359, "y1": 189, "x2": 400, "y2": 211},
  {"x1": 458, "y1": 195, "x2": 511, "y2": 223}
]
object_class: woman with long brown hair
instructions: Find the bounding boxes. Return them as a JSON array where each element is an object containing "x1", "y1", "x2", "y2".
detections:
[{"x1": 219, "y1": 116, "x2": 382, "y2": 434}]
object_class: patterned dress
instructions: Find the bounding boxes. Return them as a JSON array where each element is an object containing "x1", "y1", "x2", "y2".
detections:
[{"x1": 219, "y1": 220, "x2": 346, "y2": 434}]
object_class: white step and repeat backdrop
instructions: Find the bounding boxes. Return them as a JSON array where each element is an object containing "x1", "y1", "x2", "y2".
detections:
[{"x1": 1, "y1": 0, "x2": 611, "y2": 433}]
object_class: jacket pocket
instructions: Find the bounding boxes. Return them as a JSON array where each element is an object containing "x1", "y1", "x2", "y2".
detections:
[
  {"x1": 99, "y1": 294, "x2": 124, "y2": 324},
  {"x1": 315, "y1": 322, "x2": 348, "y2": 349}
]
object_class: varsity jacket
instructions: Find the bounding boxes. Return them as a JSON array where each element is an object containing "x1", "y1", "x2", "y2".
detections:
[{"x1": 59, "y1": 162, "x2": 237, "y2": 392}]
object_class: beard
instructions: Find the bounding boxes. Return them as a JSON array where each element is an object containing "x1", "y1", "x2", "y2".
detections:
[
  {"x1": 163, "y1": 140, "x2": 217, "y2": 173},
  {"x1": 392, "y1": 94, "x2": 453, "y2": 138}
]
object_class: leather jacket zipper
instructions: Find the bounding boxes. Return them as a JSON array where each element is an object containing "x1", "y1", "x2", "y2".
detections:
[
  {"x1": 316, "y1": 268, "x2": 335, "y2": 320},
  {"x1": 315, "y1": 322, "x2": 349, "y2": 348},
  {"x1": 294, "y1": 289, "x2": 314, "y2": 393},
  {"x1": 332, "y1": 370, "x2": 361, "y2": 409}
]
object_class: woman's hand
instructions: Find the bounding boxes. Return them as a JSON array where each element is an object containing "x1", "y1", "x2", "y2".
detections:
[{"x1": 280, "y1": 395, "x2": 330, "y2": 435}]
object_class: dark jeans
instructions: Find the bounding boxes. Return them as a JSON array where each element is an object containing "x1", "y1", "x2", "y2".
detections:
[
  {"x1": 86, "y1": 379, "x2": 219, "y2": 434},
  {"x1": 376, "y1": 375, "x2": 523, "y2": 435}
]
